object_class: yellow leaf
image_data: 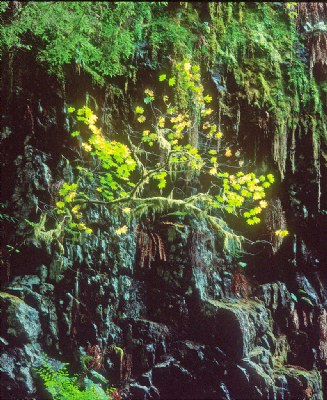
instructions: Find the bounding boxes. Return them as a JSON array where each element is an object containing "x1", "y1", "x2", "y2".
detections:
[
  {"x1": 123, "y1": 207, "x2": 131, "y2": 214},
  {"x1": 275, "y1": 229, "x2": 289, "y2": 238},
  {"x1": 82, "y1": 143, "x2": 92, "y2": 152},
  {"x1": 137, "y1": 116, "x2": 146, "y2": 123},
  {"x1": 144, "y1": 89, "x2": 154, "y2": 97},
  {"x1": 225, "y1": 148, "x2": 232, "y2": 157},
  {"x1": 184, "y1": 62, "x2": 191, "y2": 72},
  {"x1": 158, "y1": 117, "x2": 165, "y2": 128},
  {"x1": 253, "y1": 192, "x2": 262, "y2": 200},
  {"x1": 65, "y1": 192, "x2": 76, "y2": 202},
  {"x1": 88, "y1": 114, "x2": 98, "y2": 125},
  {"x1": 72, "y1": 205, "x2": 81, "y2": 214},
  {"x1": 116, "y1": 225, "x2": 128, "y2": 235}
]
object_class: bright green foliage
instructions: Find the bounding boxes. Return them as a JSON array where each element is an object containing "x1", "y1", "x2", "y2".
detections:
[
  {"x1": 71, "y1": 106, "x2": 137, "y2": 202},
  {"x1": 134, "y1": 61, "x2": 273, "y2": 226},
  {"x1": 1, "y1": 3, "x2": 324, "y2": 181},
  {"x1": 54, "y1": 62, "x2": 275, "y2": 252},
  {"x1": 36, "y1": 357, "x2": 113, "y2": 400},
  {"x1": 207, "y1": 3, "x2": 326, "y2": 178},
  {"x1": 6, "y1": 3, "x2": 321, "y2": 251},
  {"x1": 0, "y1": 2, "x2": 201, "y2": 84}
]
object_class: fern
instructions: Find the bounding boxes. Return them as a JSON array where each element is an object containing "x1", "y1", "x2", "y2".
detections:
[{"x1": 36, "y1": 357, "x2": 113, "y2": 400}]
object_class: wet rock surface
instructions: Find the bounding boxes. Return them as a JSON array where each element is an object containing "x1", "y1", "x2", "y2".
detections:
[{"x1": 1, "y1": 36, "x2": 326, "y2": 400}]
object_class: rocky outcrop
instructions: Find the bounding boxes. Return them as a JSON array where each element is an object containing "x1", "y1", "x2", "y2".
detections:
[
  {"x1": 1, "y1": 8, "x2": 326, "y2": 399},
  {"x1": 1, "y1": 219, "x2": 326, "y2": 399}
]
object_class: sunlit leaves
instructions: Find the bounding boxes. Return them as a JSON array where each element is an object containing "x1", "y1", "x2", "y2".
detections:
[
  {"x1": 56, "y1": 106, "x2": 139, "y2": 236},
  {"x1": 259, "y1": 200, "x2": 268, "y2": 208},
  {"x1": 135, "y1": 106, "x2": 144, "y2": 114},
  {"x1": 275, "y1": 229, "x2": 289, "y2": 238},
  {"x1": 247, "y1": 217, "x2": 261, "y2": 225},
  {"x1": 137, "y1": 115, "x2": 146, "y2": 123},
  {"x1": 158, "y1": 116, "x2": 165, "y2": 128},
  {"x1": 225, "y1": 148, "x2": 232, "y2": 157},
  {"x1": 59, "y1": 62, "x2": 276, "y2": 245},
  {"x1": 82, "y1": 143, "x2": 92, "y2": 152},
  {"x1": 116, "y1": 225, "x2": 128, "y2": 235},
  {"x1": 153, "y1": 171, "x2": 167, "y2": 189},
  {"x1": 267, "y1": 174, "x2": 275, "y2": 183},
  {"x1": 144, "y1": 88, "x2": 154, "y2": 103},
  {"x1": 168, "y1": 77, "x2": 176, "y2": 87}
]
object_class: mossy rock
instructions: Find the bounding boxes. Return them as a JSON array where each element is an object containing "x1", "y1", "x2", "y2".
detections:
[{"x1": 0, "y1": 292, "x2": 42, "y2": 344}]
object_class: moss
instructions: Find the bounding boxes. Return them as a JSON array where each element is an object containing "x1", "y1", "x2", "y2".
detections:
[
  {"x1": 2, "y1": 3, "x2": 324, "y2": 184},
  {"x1": 0, "y1": 291, "x2": 23, "y2": 303},
  {"x1": 207, "y1": 3, "x2": 326, "y2": 179},
  {"x1": 273, "y1": 335, "x2": 290, "y2": 366}
]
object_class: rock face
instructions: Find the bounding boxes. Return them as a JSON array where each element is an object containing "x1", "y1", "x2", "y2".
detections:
[
  {"x1": 1, "y1": 241, "x2": 325, "y2": 399},
  {"x1": 1, "y1": 9, "x2": 326, "y2": 400}
]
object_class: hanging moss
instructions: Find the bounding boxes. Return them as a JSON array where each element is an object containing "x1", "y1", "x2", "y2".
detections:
[{"x1": 207, "y1": 2, "x2": 326, "y2": 179}]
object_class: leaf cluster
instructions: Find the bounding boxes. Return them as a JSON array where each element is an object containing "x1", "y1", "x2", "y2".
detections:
[
  {"x1": 36, "y1": 356, "x2": 113, "y2": 400},
  {"x1": 0, "y1": 2, "x2": 201, "y2": 84},
  {"x1": 52, "y1": 62, "x2": 275, "y2": 253}
]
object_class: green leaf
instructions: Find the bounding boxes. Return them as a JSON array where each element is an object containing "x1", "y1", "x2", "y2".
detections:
[
  {"x1": 159, "y1": 74, "x2": 166, "y2": 81},
  {"x1": 290, "y1": 293, "x2": 298, "y2": 302},
  {"x1": 168, "y1": 77, "x2": 176, "y2": 87},
  {"x1": 71, "y1": 130, "x2": 80, "y2": 137},
  {"x1": 238, "y1": 262, "x2": 247, "y2": 268},
  {"x1": 164, "y1": 211, "x2": 187, "y2": 217},
  {"x1": 300, "y1": 297, "x2": 314, "y2": 306},
  {"x1": 267, "y1": 174, "x2": 275, "y2": 183},
  {"x1": 144, "y1": 96, "x2": 154, "y2": 104},
  {"x1": 67, "y1": 107, "x2": 75, "y2": 113}
]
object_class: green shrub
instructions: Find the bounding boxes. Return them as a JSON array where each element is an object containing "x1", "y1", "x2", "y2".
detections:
[{"x1": 36, "y1": 358, "x2": 113, "y2": 400}]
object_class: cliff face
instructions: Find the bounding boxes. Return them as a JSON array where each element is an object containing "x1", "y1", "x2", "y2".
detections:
[{"x1": 0, "y1": 3, "x2": 326, "y2": 400}]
